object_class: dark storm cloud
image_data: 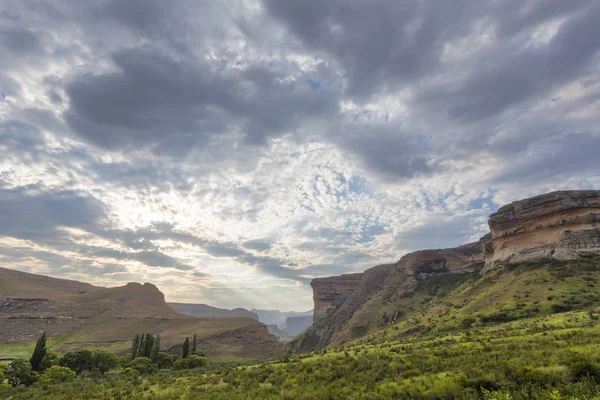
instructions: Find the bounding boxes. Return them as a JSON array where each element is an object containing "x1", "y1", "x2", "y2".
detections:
[
  {"x1": 64, "y1": 46, "x2": 339, "y2": 154},
  {"x1": 419, "y1": 2, "x2": 600, "y2": 122}
]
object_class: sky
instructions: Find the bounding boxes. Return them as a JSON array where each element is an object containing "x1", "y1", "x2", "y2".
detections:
[{"x1": 0, "y1": 0, "x2": 599, "y2": 311}]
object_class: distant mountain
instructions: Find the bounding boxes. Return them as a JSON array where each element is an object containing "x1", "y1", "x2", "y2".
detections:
[
  {"x1": 251, "y1": 309, "x2": 312, "y2": 327},
  {"x1": 0, "y1": 267, "x2": 284, "y2": 361},
  {"x1": 282, "y1": 315, "x2": 313, "y2": 337},
  {"x1": 168, "y1": 302, "x2": 258, "y2": 320}
]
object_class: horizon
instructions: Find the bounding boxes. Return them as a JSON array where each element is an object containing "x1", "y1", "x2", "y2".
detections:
[{"x1": 1, "y1": 0, "x2": 599, "y2": 311}]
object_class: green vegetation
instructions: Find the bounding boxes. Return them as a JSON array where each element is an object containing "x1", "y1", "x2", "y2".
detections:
[
  {"x1": 3, "y1": 257, "x2": 600, "y2": 398},
  {"x1": 29, "y1": 331, "x2": 47, "y2": 372}
]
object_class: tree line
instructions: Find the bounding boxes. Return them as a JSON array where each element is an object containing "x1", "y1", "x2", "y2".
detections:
[{"x1": 1, "y1": 331, "x2": 208, "y2": 387}]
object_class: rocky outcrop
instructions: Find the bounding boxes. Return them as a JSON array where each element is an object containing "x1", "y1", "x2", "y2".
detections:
[
  {"x1": 311, "y1": 273, "x2": 363, "y2": 322},
  {"x1": 292, "y1": 238, "x2": 489, "y2": 352},
  {"x1": 396, "y1": 238, "x2": 487, "y2": 274},
  {"x1": 296, "y1": 190, "x2": 600, "y2": 352},
  {"x1": 484, "y1": 190, "x2": 600, "y2": 271}
]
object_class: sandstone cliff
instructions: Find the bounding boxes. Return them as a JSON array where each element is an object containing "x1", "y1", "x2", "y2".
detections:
[
  {"x1": 484, "y1": 190, "x2": 600, "y2": 271},
  {"x1": 295, "y1": 190, "x2": 600, "y2": 352},
  {"x1": 311, "y1": 273, "x2": 363, "y2": 321}
]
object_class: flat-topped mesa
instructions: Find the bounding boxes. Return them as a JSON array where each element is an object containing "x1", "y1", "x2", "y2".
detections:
[
  {"x1": 311, "y1": 273, "x2": 363, "y2": 322},
  {"x1": 485, "y1": 190, "x2": 600, "y2": 269}
]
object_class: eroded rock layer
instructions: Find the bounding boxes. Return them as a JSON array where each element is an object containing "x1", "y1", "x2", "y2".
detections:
[
  {"x1": 298, "y1": 190, "x2": 600, "y2": 352},
  {"x1": 311, "y1": 273, "x2": 363, "y2": 322},
  {"x1": 485, "y1": 190, "x2": 600, "y2": 269}
]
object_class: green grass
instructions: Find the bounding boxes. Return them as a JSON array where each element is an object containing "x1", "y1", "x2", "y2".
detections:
[
  {"x1": 3, "y1": 310, "x2": 600, "y2": 399},
  {"x1": 4, "y1": 257, "x2": 600, "y2": 399}
]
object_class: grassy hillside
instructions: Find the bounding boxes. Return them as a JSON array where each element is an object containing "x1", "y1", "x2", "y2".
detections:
[
  {"x1": 4, "y1": 257, "x2": 600, "y2": 398},
  {"x1": 0, "y1": 268, "x2": 284, "y2": 362},
  {"x1": 291, "y1": 255, "x2": 600, "y2": 352},
  {"x1": 366, "y1": 255, "x2": 600, "y2": 344},
  {"x1": 3, "y1": 309, "x2": 600, "y2": 398},
  {"x1": 168, "y1": 302, "x2": 258, "y2": 320}
]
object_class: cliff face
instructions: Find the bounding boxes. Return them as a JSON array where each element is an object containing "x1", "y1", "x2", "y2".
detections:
[
  {"x1": 311, "y1": 273, "x2": 363, "y2": 321},
  {"x1": 292, "y1": 238, "x2": 488, "y2": 352},
  {"x1": 484, "y1": 190, "x2": 600, "y2": 270},
  {"x1": 295, "y1": 190, "x2": 600, "y2": 352}
]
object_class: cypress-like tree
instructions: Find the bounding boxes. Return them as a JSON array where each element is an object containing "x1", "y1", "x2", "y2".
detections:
[
  {"x1": 150, "y1": 335, "x2": 160, "y2": 362},
  {"x1": 30, "y1": 331, "x2": 47, "y2": 371},
  {"x1": 192, "y1": 333, "x2": 197, "y2": 353},
  {"x1": 143, "y1": 333, "x2": 154, "y2": 358},
  {"x1": 132, "y1": 334, "x2": 141, "y2": 359},
  {"x1": 182, "y1": 337, "x2": 190, "y2": 358},
  {"x1": 138, "y1": 334, "x2": 146, "y2": 359}
]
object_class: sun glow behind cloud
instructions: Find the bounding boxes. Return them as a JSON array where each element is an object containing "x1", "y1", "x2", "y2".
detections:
[{"x1": 0, "y1": 0, "x2": 599, "y2": 311}]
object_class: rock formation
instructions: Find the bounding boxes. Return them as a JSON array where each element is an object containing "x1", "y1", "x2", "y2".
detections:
[
  {"x1": 484, "y1": 190, "x2": 600, "y2": 271},
  {"x1": 311, "y1": 273, "x2": 363, "y2": 321},
  {"x1": 0, "y1": 267, "x2": 284, "y2": 360},
  {"x1": 295, "y1": 190, "x2": 600, "y2": 352}
]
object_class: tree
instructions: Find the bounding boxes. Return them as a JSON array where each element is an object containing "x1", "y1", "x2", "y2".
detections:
[
  {"x1": 40, "y1": 366, "x2": 76, "y2": 384},
  {"x1": 132, "y1": 334, "x2": 141, "y2": 359},
  {"x1": 130, "y1": 357, "x2": 157, "y2": 374},
  {"x1": 59, "y1": 350, "x2": 93, "y2": 375},
  {"x1": 92, "y1": 350, "x2": 120, "y2": 375},
  {"x1": 29, "y1": 331, "x2": 47, "y2": 372},
  {"x1": 39, "y1": 352, "x2": 59, "y2": 372},
  {"x1": 182, "y1": 337, "x2": 190, "y2": 358},
  {"x1": 155, "y1": 352, "x2": 177, "y2": 370},
  {"x1": 6, "y1": 359, "x2": 40, "y2": 387},
  {"x1": 150, "y1": 335, "x2": 160, "y2": 362},
  {"x1": 172, "y1": 354, "x2": 208, "y2": 370},
  {"x1": 192, "y1": 333, "x2": 197, "y2": 353}
]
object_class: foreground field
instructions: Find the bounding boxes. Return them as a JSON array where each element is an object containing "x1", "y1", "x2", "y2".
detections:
[{"x1": 3, "y1": 309, "x2": 600, "y2": 399}]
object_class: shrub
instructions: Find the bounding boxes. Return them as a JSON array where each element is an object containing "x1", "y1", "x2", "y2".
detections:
[
  {"x1": 569, "y1": 359, "x2": 600, "y2": 382},
  {"x1": 461, "y1": 317, "x2": 476, "y2": 328},
  {"x1": 91, "y1": 350, "x2": 120, "y2": 375},
  {"x1": 40, "y1": 366, "x2": 76, "y2": 384},
  {"x1": 155, "y1": 352, "x2": 177, "y2": 369},
  {"x1": 6, "y1": 359, "x2": 39, "y2": 387},
  {"x1": 130, "y1": 357, "x2": 157, "y2": 374},
  {"x1": 60, "y1": 350, "x2": 93, "y2": 375},
  {"x1": 172, "y1": 354, "x2": 208, "y2": 370}
]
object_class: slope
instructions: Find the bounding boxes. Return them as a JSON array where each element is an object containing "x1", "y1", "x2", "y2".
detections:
[
  {"x1": 0, "y1": 267, "x2": 284, "y2": 361},
  {"x1": 168, "y1": 302, "x2": 258, "y2": 320}
]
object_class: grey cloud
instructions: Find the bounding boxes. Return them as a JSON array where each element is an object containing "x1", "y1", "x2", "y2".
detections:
[
  {"x1": 420, "y1": 3, "x2": 600, "y2": 122},
  {"x1": 242, "y1": 239, "x2": 272, "y2": 252},
  {"x1": 0, "y1": 187, "x2": 106, "y2": 240},
  {"x1": 64, "y1": 45, "x2": 339, "y2": 154}
]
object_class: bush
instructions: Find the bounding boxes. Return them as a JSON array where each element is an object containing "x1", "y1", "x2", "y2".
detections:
[
  {"x1": 60, "y1": 350, "x2": 93, "y2": 375},
  {"x1": 92, "y1": 350, "x2": 120, "y2": 375},
  {"x1": 155, "y1": 352, "x2": 177, "y2": 369},
  {"x1": 569, "y1": 359, "x2": 600, "y2": 382},
  {"x1": 39, "y1": 352, "x2": 60, "y2": 372},
  {"x1": 172, "y1": 354, "x2": 208, "y2": 370},
  {"x1": 130, "y1": 357, "x2": 157, "y2": 374},
  {"x1": 40, "y1": 366, "x2": 76, "y2": 384},
  {"x1": 6, "y1": 359, "x2": 39, "y2": 387}
]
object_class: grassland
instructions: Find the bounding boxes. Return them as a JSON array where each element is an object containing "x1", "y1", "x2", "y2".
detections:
[{"x1": 3, "y1": 257, "x2": 600, "y2": 399}]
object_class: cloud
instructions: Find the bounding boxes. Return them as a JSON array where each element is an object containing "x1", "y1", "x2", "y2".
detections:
[{"x1": 0, "y1": 0, "x2": 599, "y2": 311}]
